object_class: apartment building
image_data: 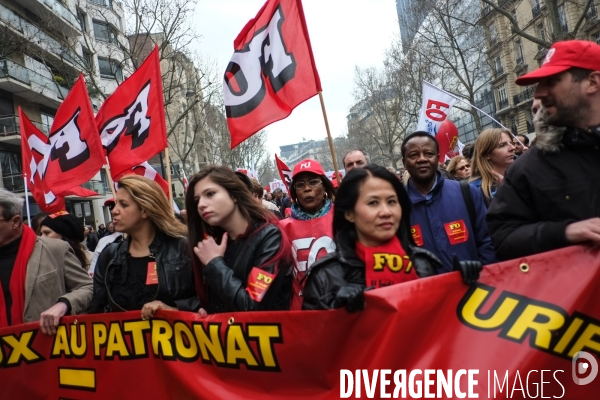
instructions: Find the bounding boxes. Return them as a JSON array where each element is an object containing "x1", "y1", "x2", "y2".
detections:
[
  {"x1": 481, "y1": 0, "x2": 600, "y2": 137},
  {"x1": 0, "y1": 0, "x2": 129, "y2": 227}
]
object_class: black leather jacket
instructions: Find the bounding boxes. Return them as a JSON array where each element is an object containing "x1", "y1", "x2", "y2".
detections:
[
  {"x1": 90, "y1": 232, "x2": 200, "y2": 313},
  {"x1": 302, "y1": 234, "x2": 442, "y2": 311},
  {"x1": 201, "y1": 221, "x2": 293, "y2": 313}
]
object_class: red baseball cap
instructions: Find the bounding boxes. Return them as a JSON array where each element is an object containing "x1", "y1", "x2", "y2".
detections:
[
  {"x1": 103, "y1": 198, "x2": 115, "y2": 207},
  {"x1": 292, "y1": 159, "x2": 326, "y2": 178},
  {"x1": 515, "y1": 40, "x2": 600, "y2": 86}
]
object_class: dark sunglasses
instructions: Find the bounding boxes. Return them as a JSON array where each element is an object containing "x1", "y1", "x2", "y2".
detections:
[{"x1": 456, "y1": 164, "x2": 470, "y2": 172}]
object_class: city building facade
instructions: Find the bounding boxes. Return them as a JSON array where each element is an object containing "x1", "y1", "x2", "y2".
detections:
[{"x1": 480, "y1": 0, "x2": 600, "y2": 138}]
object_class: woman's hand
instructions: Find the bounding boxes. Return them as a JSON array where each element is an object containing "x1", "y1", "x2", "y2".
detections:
[
  {"x1": 39, "y1": 302, "x2": 68, "y2": 335},
  {"x1": 141, "y1": 301, "x2": 177, "y2": 320},
  {"x1": 197, "y1": 308, "x2": 208, "y2": 318},
  {"x1": 194, "y1": 233, "x2": 228, "y2": 265}
]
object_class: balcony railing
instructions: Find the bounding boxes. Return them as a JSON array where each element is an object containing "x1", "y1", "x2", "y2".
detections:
[
  {"x1": 494, "y1": 66, "x2": 504, "y2": 77},
  {"x1": 41, "y1": 0, "x2": 79, "y2": 28},
  {"x1": 0, "y1": 114, "x2": 52, "y2": 137},
  {"x1": 0, "y1": 4, "x2": 78, "y2": 64},
  {"x1": 0, "y1": 59, "x2": 70, "y2": 101},
  {"x1": 498, "y1": 98, "x2": 509, "y2": 110},
  {"x1": 513, "y1": 86, "x2": 536, "y2": 105},
  {"x1": 532, "y1": 5, "x2": 541, "y2": 18}
]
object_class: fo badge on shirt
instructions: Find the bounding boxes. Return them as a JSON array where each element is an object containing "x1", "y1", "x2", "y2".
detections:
[
  {"x1": 246, "y1": 267, "x2": 275, "y2": 302},
  {"x1": 411, "y1": 225, "x2": 424, "y2": 246},
  {"x1": 444, "y1": 220, "x2": 469, "y2": 245},
  {"x1": 146, "y1": 262, "x2": 158, "y2": 285}
]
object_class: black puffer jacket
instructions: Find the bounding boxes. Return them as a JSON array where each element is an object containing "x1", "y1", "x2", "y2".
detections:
[
  {"x1": 90, "y1": 232, "x2": 200, "y2": 312},
  {"x1": 200, "y1": 221, "x2": 293, "y2": 313},
  {"x1": 302, "y1": 235, "x2": 442, "y2": 311}
]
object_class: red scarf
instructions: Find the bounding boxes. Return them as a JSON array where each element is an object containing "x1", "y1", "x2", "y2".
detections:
[
  {"x1": 356, "y1": 235, "x2": 419, "y2": 288},
  {"x1": 0, "y1": 225, "x2": 37, "y2": 327}
]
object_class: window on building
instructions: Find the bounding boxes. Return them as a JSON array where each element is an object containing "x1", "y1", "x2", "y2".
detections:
[
  {"x1": 40, "y1": 113, "x2": 54, "y2": 134},
  {"x1": 98, "y1": 57, "x2": 123, "y2": 80},
  {"x1": 488, "y1": 23, "x2": 498, "y2": 45},
  {"x1": 90, "y1": 0, "x2": 112, "y2": 8},
  {"x1": 515, "y1": 41, "x2": 524, "y2": 64},
  {"x1": 589, "y1": 2, "x2": 598, "y2": 19},
  {"x1": 82, "y1": 48, "x2": 93, "y2": 69},
  {"x1": 92, "y1": 20, "x2": 117, "y2": 43},
  {"x1": 493, "y1": 55, "x2": 503, "y2": 76},
  {"x1": 558, "y1": 5, "x2": 568, "y2": 32},
  {"x1": 594, "y1": 31, "x2": 600, "y2": 45},
  {"x1": 496, "y1": 83, "x2": 508, "y2": 109},
  {"x1": 77, "y1": 9, "x2": 87, "y2": 32},
  {"x1": 0, "y1": 152, "x2": 23, "y2": 192},
  {"x1": 538, "y1": 24, "x2": 546, "y2": 42}
]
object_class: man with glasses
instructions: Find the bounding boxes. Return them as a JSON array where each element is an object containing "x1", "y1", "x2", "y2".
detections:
[{"x1": 0, "y1": 189, "x2": 92, "y2": 333}]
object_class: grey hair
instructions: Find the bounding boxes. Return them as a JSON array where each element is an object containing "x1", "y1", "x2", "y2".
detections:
[
  {"x1": 342, "y1": 149, "x2": 370, "y2": 166},
  {"x1": 0, "y1": 189, "x2": 24, "y2": 219}
]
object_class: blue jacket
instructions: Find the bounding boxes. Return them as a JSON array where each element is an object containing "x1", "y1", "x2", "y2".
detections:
[{"x1": 406, "y1": 173, "x2": 496, "y2": 272}]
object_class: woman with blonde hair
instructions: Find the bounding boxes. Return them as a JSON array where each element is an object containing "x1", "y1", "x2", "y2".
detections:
[
  {"x1": 446, "y1": 155, "x2": 471, "y2": 181},
  {"x1": 90, "y1": 175, "x2": 199, "y2": 319},
  {"x1": 469, "y1": 128, "x2": 515, "y2": 205}
]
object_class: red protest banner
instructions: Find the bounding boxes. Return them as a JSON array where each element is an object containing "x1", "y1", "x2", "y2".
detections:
[{"x1": 0, "y1": 246, "x2": 598, "y2": 399}]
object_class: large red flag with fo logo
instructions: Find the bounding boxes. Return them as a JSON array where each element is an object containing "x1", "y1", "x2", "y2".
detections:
[
  {"x1": 96, "y1": 46, "x2": 167, "y2": 178},
  {"x1": 224, "y1": 0, "x2": 321, "y2": 148}
]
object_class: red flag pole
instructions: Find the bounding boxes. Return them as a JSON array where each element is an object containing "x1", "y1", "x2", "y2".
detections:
[
  {"x1": 318, "y1": 92, "x2": 341, "y2": 186},
  {"x1": 164, "y1": 147, "x2": 174, "y2": 211},
  {"x1": 104, "y1": 157, "x2": 118, "y2": 200}
]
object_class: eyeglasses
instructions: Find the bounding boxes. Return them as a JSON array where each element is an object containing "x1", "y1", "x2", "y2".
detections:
[
  {"x1": 456, "y1": 164, "x2": 470, "y2": 172},
  {"x1": 294, "y1": 178, "x2": 322, "y2": 190}
]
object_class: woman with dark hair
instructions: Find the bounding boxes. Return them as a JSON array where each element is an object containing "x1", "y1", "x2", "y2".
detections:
[
  {"x1": 302, "y1": 165, "x2": 482, "y2": 311},
  {"x1": 90, "y1": 175, "x2": 199, "y2": 319},
  {"x1": 40, "y1": 212, "x2": 90, "y2": 271},
  {"x1": 186, "y1": 166, "x2": 295, "y2": 314},
  {"x1": 279, "y1": 159, "x2": 336, "y2": 308}
]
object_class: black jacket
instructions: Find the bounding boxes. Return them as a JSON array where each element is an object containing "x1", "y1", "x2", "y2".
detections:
[
  {"x1": 86, "y1": 233, "x2": 99, "y2": 252},
  {"x1": 487, "y1": 126, "x2": 600, "y2": 260},
  {"x1": 302, "y1": 234, "x2": 442, "y2": 311},
  {"x1": 90, "y1": 232, "x2": 200, "y2": 313},
  {"x1": 201, "y1": 221, "x2": 293, "y2": 313}
]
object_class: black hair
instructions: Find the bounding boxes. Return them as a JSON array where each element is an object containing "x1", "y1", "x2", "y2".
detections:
[
  {"x1": 462, "y1": 143, "x2": 475, "y2": 160},
  {"x1": 515, "y1": 134, "x2": 529, "y2": 145},
  {"x1": 401, "y1": 131, "x2": 440, "y2": 159},
  {"x1": 569, "y1": 67, "x2": 595, "y2": 82},
  {"x1": 342, "y1": 149, "x2": 369, "y2": 167},
  {"x1": 333, "y1": 164, "x2": 416, "y2": 255},
  {"x1": 234, "y1": 171, "x2": 253, "y2": 192}
]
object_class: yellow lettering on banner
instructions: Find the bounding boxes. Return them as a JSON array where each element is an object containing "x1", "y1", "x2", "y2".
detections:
[
  {"x1": 459, "y1": 286, "x2": 519, "y2": 329},
  {"x1": 3, "y1": 331, "x2": 41, "y2": 365},
  {"x1": 71, "y1": 324, "x2": 86, "y2": 357},
  {"x1": 248, "y1": 325, "x2": 281, "y2": 368},
  {"x1": 174, "y1": 322, "x2": 198, "y2": 361},
  {"x1": 227, "y1": 325, "x2": 258, "y2": 366},
  {"x1": 152, "y1": 320, "x2": 174, "y2": 358},
  {"x1": 52, "y1": 326, "x2": 71, "y2": 357},
  {"x1": 106, "y1": 322, "x2": 130, "y2": 358},
  {"x1": 193, "y1": 323, "x2": 225, "y2": 363},
  {"x1": 373, "y1": 254, "x2": 387, "y2": 271},
  {"x1": 506, "y1": 305, "x2": 566, "y2": 349},
  {"x1": 553, "y1": 318, "x2": 584, "y2": 354},
  {"x1": 568, "y1": 323, "x2": 600, "y2": 358},
  {"x1": 93, "y1": 323, "x2": 107, "y2": 357},
  {"x1": 123, "y1": 320, "x2": 151, "y2": 356}
]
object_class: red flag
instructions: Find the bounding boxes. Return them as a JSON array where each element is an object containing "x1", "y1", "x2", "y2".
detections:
[
  {"x1": 114, "y1": 162, "x2": 169, "y2": 199},
  {"x1": 275, "y1": 154, "x2": 292, "y2": 192},
  {"x1": 224, "y1": 0, "x2": 321, "y2": 148},
  {"x1": 96, "y1": 46, "x2": 167, "y2": 178},
  {"x1": 20, "y1": 75, "x2": 104, "y2": 199}
]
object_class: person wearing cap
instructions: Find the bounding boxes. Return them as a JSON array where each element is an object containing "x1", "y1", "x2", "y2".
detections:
[
  {"x1": 487, "y1": 40, "x2": 600, "y2": 260},
  {"x1": 0, "y1": 189, "x2": 93, "y2": 334},
  {"x1": 40, "y1": 212, "x2": 91, "y2": 271},
  {"x1": 279, "y1": 159, "x2": 337, "y2": 309}
]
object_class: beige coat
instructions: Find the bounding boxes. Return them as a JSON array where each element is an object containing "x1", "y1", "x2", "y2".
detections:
[{"x1": 23, "y1": 237, "x2": 93, "y2": 323}]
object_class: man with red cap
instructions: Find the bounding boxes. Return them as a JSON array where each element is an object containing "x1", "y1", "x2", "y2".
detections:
[
  {"x1": 279, "y1": 159, "x2": 337, "y2": 309},
  {"x1": 487, "y1": 40, "x2": 600, "y2": 260}
]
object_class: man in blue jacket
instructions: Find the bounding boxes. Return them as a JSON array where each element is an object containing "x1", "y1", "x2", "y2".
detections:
[{"x1": 401, "y1": 132, "x2": 496, "y2": 272}]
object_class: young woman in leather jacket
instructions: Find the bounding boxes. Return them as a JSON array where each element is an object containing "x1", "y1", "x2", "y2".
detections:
[
  {"x1": 186, "y1": 166, "x2": 295, "y2": 314},
  {"x1": 90, "y1": 175, "x2": 199, "y2": 319},
  {"x1": 302, "y1": 165, "x2": 482, "y2": 312}
]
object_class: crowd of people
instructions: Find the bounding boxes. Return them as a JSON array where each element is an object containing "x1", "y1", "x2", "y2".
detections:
[{"x1": 0, "y1": 39, "x2": 599, "y2": 333}]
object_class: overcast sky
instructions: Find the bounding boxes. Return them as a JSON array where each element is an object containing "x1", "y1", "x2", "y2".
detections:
[{"x1": 195, "y1": 0, "x2": 400, "y2": 157}]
